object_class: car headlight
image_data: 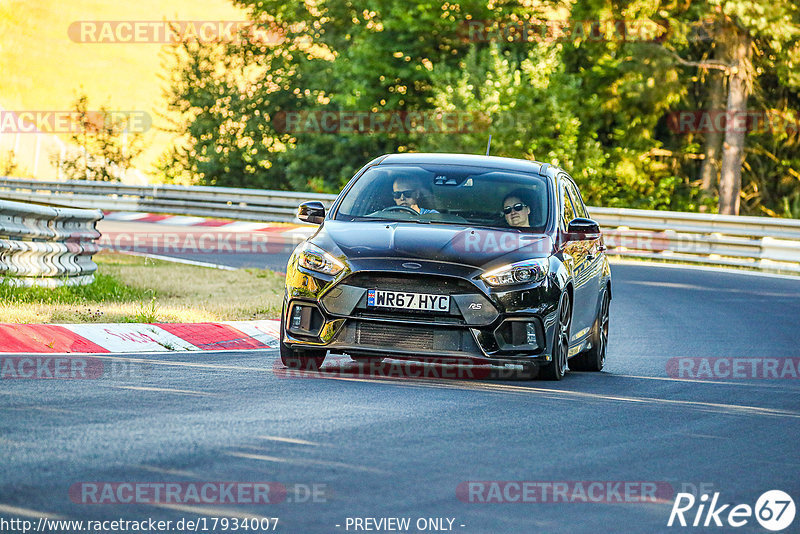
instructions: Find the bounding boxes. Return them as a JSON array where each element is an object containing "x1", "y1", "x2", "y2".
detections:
[
  {"x1": 481, "y1": 258, "x2": 548, "y2": 287},
  {"x1": 297, "y1": 242, "x2": 345, "y2": 276}
]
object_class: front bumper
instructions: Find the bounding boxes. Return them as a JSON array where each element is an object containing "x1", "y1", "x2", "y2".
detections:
[{"x1": 283, "y1": 259, "x2": 560, "y2": 365}]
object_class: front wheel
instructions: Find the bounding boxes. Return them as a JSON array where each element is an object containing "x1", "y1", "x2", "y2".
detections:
[
  {"x1": 279, "y1": 305, "x2": 326, "y2": 370},
  {"x1": 280, "y1": 348, "x2": 326, "y2": 370},
  {"x1": 572, "y1": 288, "x2": 609, "y2": 372},
  {"x1": 539, "y1": 291, "x2": 571, "y2": 381}
]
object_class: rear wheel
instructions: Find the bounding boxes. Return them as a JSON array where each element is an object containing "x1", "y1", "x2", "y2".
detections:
[
  {"x1": 279, "y1": 304, "x2": 326, "y2": 370},
  {"x1": 539, "y1": 292, "x2": 571, "y2": 381},
  {"x1": 572, "y1": 289, "x2": 609, "y2": 372}
]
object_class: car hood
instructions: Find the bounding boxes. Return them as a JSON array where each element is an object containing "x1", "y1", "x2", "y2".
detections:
[{"x1": 312, "y1": 220, "x2": 553, "y2": 269}]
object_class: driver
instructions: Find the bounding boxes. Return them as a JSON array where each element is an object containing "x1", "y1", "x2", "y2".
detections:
[
  {"x1": 392, "y1": 177, "x2": 438, "y2": 214},
  {"x1": 502, "y1": 189, "x2": 532, "y2": 228}
]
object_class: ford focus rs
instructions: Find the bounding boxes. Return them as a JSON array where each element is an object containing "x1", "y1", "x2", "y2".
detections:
[{"x1": 280, "y1": 153, "x2": 611, "y2": 380}]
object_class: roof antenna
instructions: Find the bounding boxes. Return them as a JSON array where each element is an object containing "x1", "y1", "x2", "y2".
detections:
[{"x1": 485, "y1": 134, "x2": 492, "y2": 157}]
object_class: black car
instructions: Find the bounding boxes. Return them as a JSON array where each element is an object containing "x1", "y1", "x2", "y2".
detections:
[{"x1": 280, "y1": 153, "x2": 611, "y2": 380}]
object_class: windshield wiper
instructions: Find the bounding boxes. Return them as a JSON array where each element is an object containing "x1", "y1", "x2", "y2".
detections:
[{"x1": 346, "y1": 215, "x2": 435, "y2": 224}]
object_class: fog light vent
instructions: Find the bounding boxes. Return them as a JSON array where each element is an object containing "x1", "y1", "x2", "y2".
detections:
[
  {"x1": 288, "y1": 303, "x2": 324, "y2": 337},
  {"x1": 493, "y1": 318, "x2": 543, "y2": 353}
]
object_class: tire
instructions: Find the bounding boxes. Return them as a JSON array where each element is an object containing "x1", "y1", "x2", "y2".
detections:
[
  {"x1": 539, "y1": 291, "x2": 571, "y2": 381},
  {"x1": 572, "y1": 289, "x2": 609, "y2": 372},
  {"x1": 279, "y1": 304, "x2": 326, "y2": 370}
]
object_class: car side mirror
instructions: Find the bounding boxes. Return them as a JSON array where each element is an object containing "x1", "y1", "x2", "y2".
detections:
[
  {"x1": 566, "y1": 217, "x2": 600, "y2": 240},
  {"x1": 298, "y1": 201, "x2": 326, "y2": 225}
]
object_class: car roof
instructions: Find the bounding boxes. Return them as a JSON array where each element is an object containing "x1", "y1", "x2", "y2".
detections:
[{"x1": 377, "y1": 153, "x2": 556, "y2": 177}]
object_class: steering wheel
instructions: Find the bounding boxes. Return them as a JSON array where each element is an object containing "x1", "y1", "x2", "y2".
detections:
[{"x1": 380, "y1": 205, "x2": 419, "y2": 215}]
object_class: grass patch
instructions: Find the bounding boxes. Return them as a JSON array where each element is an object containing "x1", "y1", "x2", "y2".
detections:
[
  {"x1": 0, "y1": 272, "x2": 152, "y2": 304},
  {"x1": 1, "y1": 252, "x2": 285, "y2": 323}
]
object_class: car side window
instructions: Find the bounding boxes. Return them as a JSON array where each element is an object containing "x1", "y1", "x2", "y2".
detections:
[
  {"x1": 560, "y1": 181, "x2": 576, "y2": 230},
  {"x1": 565, "y1": 180, "x2": 588, "y2": 219}
]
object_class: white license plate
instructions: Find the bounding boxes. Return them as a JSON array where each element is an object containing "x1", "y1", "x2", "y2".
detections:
[{"x1": 367, "y1": 289, "x2": 450, "y2": 312}]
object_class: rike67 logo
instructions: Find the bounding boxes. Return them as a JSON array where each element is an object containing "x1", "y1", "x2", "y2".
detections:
[{"x1": 668, "y1": 490, "x2": 795, "y2": 531}]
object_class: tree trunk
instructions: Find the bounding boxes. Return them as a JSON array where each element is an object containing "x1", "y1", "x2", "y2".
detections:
[
  {"x1": 718, "y1": 31, "x2": 751, "y2": 215},
  {"x1": 698, "y1": 63, "x2": 725, "y2": 203}
]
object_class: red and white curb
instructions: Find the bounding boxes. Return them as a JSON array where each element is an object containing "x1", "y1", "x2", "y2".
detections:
[
  {"x1": 104, "y1": 211, "x2": 312, "y2": 234},
  {"x1": 101, "y1": 212, "x2": 316, "y2": 244},
  {"x1": 0, "y1": 320, "x2": 281, "y2": 354}
]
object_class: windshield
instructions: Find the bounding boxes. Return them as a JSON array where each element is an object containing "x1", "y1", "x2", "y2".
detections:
[{"x1": 335, "y1": 163, "x2": 550, "y2": 232}]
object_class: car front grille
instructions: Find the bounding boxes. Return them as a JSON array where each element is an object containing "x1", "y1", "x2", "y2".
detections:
[
  {"x1": 333, "y1": 320, "x2": 482, "y2": 355},
  {"x1": 356, "y1": 322, "x2": 435, "y2": 350}
]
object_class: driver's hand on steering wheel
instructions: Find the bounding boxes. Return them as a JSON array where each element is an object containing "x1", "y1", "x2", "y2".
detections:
[{"x1": 383, "y1": 204, "x2": 420, "y2": 215}]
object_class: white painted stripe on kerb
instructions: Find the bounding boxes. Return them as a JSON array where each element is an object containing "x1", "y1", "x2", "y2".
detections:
[
  {"x1": 159, "y1": 216, "x2": 207, "y2": 226},
  {"x1": 104, "y1": 212, "x2": 149, "y2": 221},
  {"x1": 222, "y1": 221, "x2": 272, "y2": 232},
  {"x1": 61, "y1": 324, "x2": 200, "y2": 352},
  {"x1": 222, "y1": 320, "x2": 281, "y2": 347}
]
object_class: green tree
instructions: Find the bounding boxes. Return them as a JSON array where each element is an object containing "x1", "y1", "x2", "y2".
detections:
[
  {"x1": 57, "y1": 94, "x2": 144, "y2": 182},
  {"x1": 418, "y1": 44, "x2": 610, "y2": 203},
  {"x1": 712, "y1": 1, "x2": 800, "y2": 215},
  {"x1": 159, "y1": 0, "x2": 534, "y2": 189},
  {"x1": 159, "y1": 0, "x2": 800, "y2": 218}
]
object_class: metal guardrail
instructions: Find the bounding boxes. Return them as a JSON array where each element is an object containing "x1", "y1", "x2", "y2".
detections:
[
  {"x1": 0, "y1": 198, "x2": 103, "y2": 286},
  {"x1": 0, "y1": 176, "x2": 334, "y2": 223},
  {"x1": 1, "y1": 176, "x2": 799, "y2": 275},
  {"x1": 593, "y1": 208, "x2": 800, "y2": 274}
]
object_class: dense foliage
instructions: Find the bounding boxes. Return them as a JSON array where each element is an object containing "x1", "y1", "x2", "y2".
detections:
[{"x1": 158, "y1": 0, "x2": 800, "y2": 216}]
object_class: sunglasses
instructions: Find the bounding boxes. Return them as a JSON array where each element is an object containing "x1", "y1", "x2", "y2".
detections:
[
  {"x1": 503, "y1": 203, "x2": 527, "y2": 215},
  {"x1": 392, "y1": 189, "x2": 416, "y2": 199}
]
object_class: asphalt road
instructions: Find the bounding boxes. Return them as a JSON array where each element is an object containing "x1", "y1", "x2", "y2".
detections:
[{"x1": 2, "y1": 232, "x2": 800, "y2": 532}]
